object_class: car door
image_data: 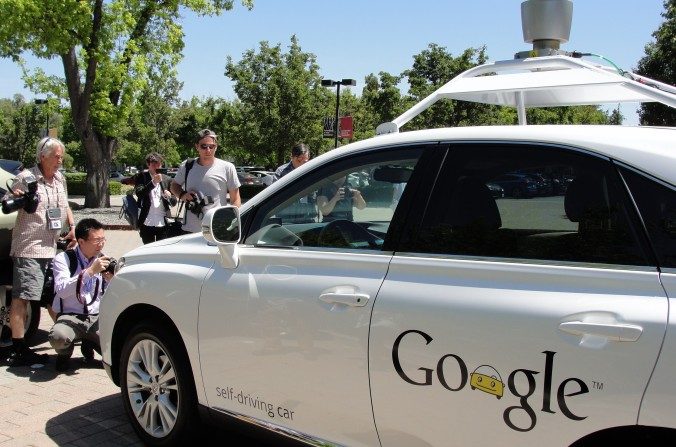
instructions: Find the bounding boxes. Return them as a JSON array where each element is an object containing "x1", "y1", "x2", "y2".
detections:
[
  {"x1": 617, "y1": 166, "x2": 676, "y2": 426},
  {"x1": 369, "y1": 143, "x2": 667, "y2": 446},
  {"x1": 198, "y1": 146, "x2": 427, "y2": 446}
]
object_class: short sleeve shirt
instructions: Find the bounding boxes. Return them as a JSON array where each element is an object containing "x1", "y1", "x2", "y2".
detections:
[
  {"x1": 7, "y1": 166, "x2": 69, "y2": 258},
  {"x1": 173, "y1": 158, "x2": 240, "y2": 232}
]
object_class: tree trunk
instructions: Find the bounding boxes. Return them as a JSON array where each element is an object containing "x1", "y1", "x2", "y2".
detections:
[{"x1": 82, "y1": 132, "x2": 115, "y2": 208}]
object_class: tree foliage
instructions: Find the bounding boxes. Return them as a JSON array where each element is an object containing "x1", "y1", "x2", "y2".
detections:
[
  {"x1": 225, "y1": 35, "x2": 330, "y2": 167},
  {"x1": 0, "y1": 0, "x2": 253, "y2": 207},
  {"x1": 636, "y1": 0, "x2": 676, "y2": 126}
]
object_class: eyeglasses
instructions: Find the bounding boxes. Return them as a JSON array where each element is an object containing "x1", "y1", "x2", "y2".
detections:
[
  {"x1": 199, "y1": 144, "x2": 217, "y2": 150},
  {"x1": 88, "y1": 237, "x2": 106, "y2": 244}
]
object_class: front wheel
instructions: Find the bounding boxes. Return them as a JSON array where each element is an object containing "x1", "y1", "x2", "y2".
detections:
[{"x1": 120, "y1": 324, "x2": 198, "y2": 446}]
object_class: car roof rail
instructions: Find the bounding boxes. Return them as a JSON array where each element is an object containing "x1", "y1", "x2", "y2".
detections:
[{"x1": 376, "y1": 54, "x2": 676, "y2": 135}]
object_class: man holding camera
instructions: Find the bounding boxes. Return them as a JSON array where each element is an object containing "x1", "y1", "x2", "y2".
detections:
[
  {"x1": 2, "y1": 137, "x2": 75, "y2": 366},
  {"x1": 49, "y1": 218, "x2": 114, "y2": 372},
  {"x1": 170, "y1": 129, "x2": 241, "y2": 233},
  {"x1": 134, "y1": 152, "x2": 176, "y2": 244}
]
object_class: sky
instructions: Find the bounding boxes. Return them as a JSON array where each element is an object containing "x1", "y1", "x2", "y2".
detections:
[{"x1": 0, "y1": 1, "x2": 667, "y2": 125}]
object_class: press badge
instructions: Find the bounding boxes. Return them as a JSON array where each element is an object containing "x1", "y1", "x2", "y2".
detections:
[{"x1": 46, "y1": 207, "x2": 62, "y2": 230}]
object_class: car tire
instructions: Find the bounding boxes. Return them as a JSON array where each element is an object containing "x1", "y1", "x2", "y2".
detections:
[
  {"x1": 0, "y1": 287, "x2": 41, "y2": 342},
  {"x1": 120, "y1": 323, "x2": 198, "y2": 446}
]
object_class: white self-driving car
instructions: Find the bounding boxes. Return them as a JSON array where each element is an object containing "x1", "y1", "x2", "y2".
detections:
[{"x1": 99, "y1": 5, "x2": 676, "y2": 446}]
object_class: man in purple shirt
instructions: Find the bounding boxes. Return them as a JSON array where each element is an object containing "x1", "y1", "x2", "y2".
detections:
[{"x1": 49, "y1": 218, "x2": 115, "y2": 372}]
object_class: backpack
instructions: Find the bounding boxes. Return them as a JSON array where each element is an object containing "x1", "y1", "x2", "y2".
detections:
[
  {"x1": 41, "y1": 249, "x2": 77, "y2": 308},
  {"x1": 119, "y1": 192, "x2": 140, "y2": 230}
]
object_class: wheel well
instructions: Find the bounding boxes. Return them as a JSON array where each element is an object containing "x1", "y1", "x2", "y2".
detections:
[
  {"x1": 109, "y1": 304, "x2": 184, "y2": 386},
  {"x1": 570, "y1": 425, "x2": 676, "y2": 446}
]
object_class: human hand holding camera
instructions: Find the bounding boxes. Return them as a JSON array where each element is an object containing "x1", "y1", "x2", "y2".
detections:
[{"x1": 88, "y1": 256, "x2": 116, "y2": 279}]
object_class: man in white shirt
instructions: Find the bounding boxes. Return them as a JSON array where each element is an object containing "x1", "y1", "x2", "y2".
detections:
[{"x1": 170, "y1": 129, "x2": 241, "y2": 233}]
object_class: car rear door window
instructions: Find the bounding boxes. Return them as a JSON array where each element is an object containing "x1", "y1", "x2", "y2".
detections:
[
  {"x1": 405, "y1": 143, "x2": 650, "y2": 266},
  {"x1": 620, "y1": 166, "x2": 676, "y2": 269}
]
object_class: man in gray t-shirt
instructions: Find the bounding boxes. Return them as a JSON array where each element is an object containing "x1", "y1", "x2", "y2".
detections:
[{"x1": 170, "y1": 129, "x2": 241, "y2": 233}]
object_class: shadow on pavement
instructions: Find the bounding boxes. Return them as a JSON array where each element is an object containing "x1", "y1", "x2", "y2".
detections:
[{"x1": 45, "y1": 394, "x2": 142, "y2": 445}]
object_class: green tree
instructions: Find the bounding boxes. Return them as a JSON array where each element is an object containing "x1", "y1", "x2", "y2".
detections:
[
  {"x1": 0, "y1": 95, "x2": 45, "y2": 166},
  {"x1": 636, "y1": 0, "x2": 676, "y2": 126},
  {"x1": 403, "y1": 44, "x2": 503, "y2": 130},
  {"x1": 117, "y1": 71, "x2": 184, "y2": 169},
  {"x1": 359, "y1": 72, "x2": 405, "y2": 139},
  {"x1": 225, "y1": 35, "x2": 328, "y2": 167},
  {"x1": 0, "y1": 0, "x2": 253, "y2": 207}
]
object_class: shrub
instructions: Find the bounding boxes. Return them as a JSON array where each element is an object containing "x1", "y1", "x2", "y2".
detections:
[{"x1": 65, "y1": 173, "x2": 125, "y2": 196}]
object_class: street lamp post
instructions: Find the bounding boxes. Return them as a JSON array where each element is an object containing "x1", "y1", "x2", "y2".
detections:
[
  {"x1": 34, "y1": 98, "x2": 48, "y2": 137},
  {"x1": 321, "y1": 78, "x2": 356, "y2": 148}
]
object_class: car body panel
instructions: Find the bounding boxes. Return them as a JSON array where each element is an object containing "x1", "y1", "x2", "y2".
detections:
[
  {"x1": 638, "y1": 271, "x2": 676, "y2": 427},
  {"x1": 198, "y1": 247, "x2": 386, "y2": 446},
  {"x1": 370, "y1": 257, "x2": 667, "y2": 446},
  {"x1": 99, "y1": 235, "x2": 209, "y2": 395}
]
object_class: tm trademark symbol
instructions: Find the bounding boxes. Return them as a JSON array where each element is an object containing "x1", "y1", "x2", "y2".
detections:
[{"x1": 592, "y1": 381, "x2": 604, "y2": 391}]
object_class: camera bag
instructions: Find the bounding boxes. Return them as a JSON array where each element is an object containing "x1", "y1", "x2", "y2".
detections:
[
  {"x1": 41, "y1": 249, "x2": 77, "y2": 308},
  {"x1": 119, "y1": 192, "x2": 140, "y2": 230},
  {"x1": 164, "y1": 157, "x2": 196, "y2": 237}
]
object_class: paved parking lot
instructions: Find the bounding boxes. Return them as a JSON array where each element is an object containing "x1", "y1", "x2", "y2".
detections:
[{"x1": 0, "y1": 228, "x2": 144, "y2": 446}]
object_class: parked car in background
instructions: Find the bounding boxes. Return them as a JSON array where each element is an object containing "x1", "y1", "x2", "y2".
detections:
[
  {"x1": 486, "y1": 182, "x2": 505, "y2": 198},
  {"x1": 237, "y1": 170, "x2": 263, "y2": 186},
  {"x1": 489, "y1": 173, "x2": 539, "y2": 198},
  {"x1": 0, "y1": 159, "x2": 23, "y2": 176},
  {"x1": 109, "y1": 171, "x2": 130, "y2": 183}
]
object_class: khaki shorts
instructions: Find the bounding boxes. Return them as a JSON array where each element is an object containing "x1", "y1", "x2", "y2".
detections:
[{"x1": 12, "y1": 257, "x2": 50, "y2": 301}]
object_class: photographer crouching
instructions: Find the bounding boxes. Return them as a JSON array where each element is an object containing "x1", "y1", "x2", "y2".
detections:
[
  {"x1": 49, "y1": 218, "x2": 114, "y2": 372},
  {"x1": 2, "y1": 137, "x2": 76, "y2": 367}
]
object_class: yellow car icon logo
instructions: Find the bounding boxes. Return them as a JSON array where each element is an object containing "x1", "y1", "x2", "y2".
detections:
[{"x1": 470, "y1": 365, "x2": 504, "y2": 399}]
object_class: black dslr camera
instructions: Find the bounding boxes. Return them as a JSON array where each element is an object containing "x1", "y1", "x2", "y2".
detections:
[
  {"x1": 185, "y1": 191, "x2": 214, "y2": 216},
  {"x1": 155, "y1": 168, "x2": 168, "y2": 175},
  {"x1": 104, "y1": 257, "x2": 117, "y2": 274},
  {"x1": 2, "y1": 174, "x2": 39, "y2": 214}
]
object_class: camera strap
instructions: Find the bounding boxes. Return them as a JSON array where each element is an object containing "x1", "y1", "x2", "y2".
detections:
[
  {"x1": 74, "y1": 253, "x2": 103, "y2": 314},
  {"x1": 174, "y1": 158, "x2": 197, "y2": 224}
]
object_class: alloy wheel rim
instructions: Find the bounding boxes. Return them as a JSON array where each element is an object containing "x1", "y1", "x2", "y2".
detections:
[{"x1": 126, "y1": 338, "x2": 179, "y2": 438}]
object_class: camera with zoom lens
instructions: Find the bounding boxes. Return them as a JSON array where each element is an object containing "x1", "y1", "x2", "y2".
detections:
[
  {"x1": 342, "y1": 185, "x2": 354, "y2": 199},
  {"x1": 1, "y1": 174, "x2": 39, "y2": 215},
  {"x1": 155, "y1": 168, "x2": 168, "y2": 175},
  {"x1": 185, "y1": 191, "x2": 214, "y2": 216},
  {"x1": 104, "y1": 258, "x2": 117, "y2": 274}
]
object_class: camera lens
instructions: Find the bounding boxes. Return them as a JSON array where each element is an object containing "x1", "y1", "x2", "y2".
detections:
[{"x1": 2, "y1": 197, "x2": 25, "y2": 214}]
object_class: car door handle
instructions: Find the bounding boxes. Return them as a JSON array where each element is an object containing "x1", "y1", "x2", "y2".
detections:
[
  {"x1": 319, "y1": 292, "x2": 370, "y2": 307},
  {"x1": 558, "y1": 321, "x2": 643, "y2": 342}
]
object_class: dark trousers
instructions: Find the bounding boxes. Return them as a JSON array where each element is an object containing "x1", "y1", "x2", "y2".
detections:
[{"x1": 139, "y1": 224, "x2": 167, "y2": 244}]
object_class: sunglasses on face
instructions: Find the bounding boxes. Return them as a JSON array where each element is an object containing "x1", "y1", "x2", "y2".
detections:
[{"x1": 199, "y1": 144, "x2": 217, "y2": 150}]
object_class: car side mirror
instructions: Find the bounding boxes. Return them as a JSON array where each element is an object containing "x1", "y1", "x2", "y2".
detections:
[{"x1": 202, "y1": 206, "x2": 241, "y2": 268}]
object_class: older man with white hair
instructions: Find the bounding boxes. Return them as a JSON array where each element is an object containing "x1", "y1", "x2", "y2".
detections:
[{"x1": 2, "y1": 137, "x2": 75, "y2": 367}]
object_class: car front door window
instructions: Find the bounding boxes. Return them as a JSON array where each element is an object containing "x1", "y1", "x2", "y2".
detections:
[{"x1": 246, "y1": 150, "x2": 422, "y2": 251}]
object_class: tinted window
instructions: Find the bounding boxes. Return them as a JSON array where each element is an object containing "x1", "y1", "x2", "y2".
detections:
[
  {"x1": 621, "y1": 167, "x2": 676, "y2": 268},
  {"x1": 245, "y1": 149, "x2": 422, "y2": 250},
  {"x1": 406, "y1": 144, "x2": 649, "y2": 266}
]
